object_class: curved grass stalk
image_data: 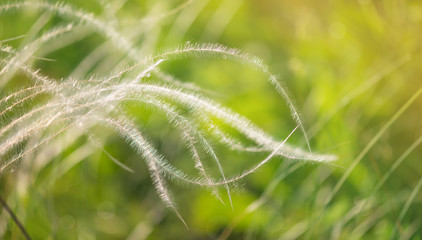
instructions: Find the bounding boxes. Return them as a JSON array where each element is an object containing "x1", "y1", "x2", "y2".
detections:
[
  {"x1": 101, "y1": 115, "x2": 301, "y2": 191},
  {"x1": 102, "y1": 97, "x2": 229, "y2": 194},
  {"x1": 100, "y1": 111, "x2": 294, "y2": 188},
  {"x1": 106, "y1": 95, "x2": 286, "y2": 191},
  {"x1": 107, "y1": 83, "x2": 335, "y2": 161},
  {"x1": 38, "y1": 80, "x2": 332, "y2": 162},
  {"x1": 44, "y1": 80, "x2": 333, "y2": 162},
  {"x1": 209, "y1": 125, "x2": 299, "y2": 186},
  {"x1": 186, "y1": 136, "x2": 224, "y2": 202},
  {"x1": 151, "y1": 43, "x2": 312, "y2": 152},
  {"x1": 203, "y1": 118, "x2": 287, "y2": 153},
  {"x1": 98, "y1": 94, "x2": 316, "y2": 186},
  {"x1": 129, "y1": 84, "x2": 274, "y2": 145},
  {"x1": 101, "y1": 116, "x2": 192, "y2": 226},
  {"x1": 197, "y1": 134, "x2": 233, "y2": 206},
  {"x1": 2, "y1": 77, "x2": 334, "y2": 187},
  {"x1": 0, "y1": 93, "x2": 265, "y2": 188},
  {"x1": 101, "y1": 117, "x2": 207, "y2": 184},
  {"x1": 0, "y1": 9, "x2": 314, "y2": 157},
  {"x1": 138, "y1": 97, "x2": 225, "y2": 203},
  {"x1": 147, "y1": 157, "x2": 188, "y2": 228}
]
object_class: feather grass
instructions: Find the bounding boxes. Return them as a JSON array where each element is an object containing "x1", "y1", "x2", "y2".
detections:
[{"x1": 0, "y1": 0, "x2": 336, "y2": 230}]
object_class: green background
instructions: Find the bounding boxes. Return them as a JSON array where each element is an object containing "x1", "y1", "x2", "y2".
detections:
[{"x1": 1, "y1": 0, "x2": 422, "y2": 239}]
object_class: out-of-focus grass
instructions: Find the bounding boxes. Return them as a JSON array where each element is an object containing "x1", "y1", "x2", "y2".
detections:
[{"x1": 1, "y1": 0, "x2": 422, "y2": 239}]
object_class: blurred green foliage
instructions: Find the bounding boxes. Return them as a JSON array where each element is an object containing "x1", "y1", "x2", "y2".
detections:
[{"x1": 1, "y1": 0, "x2": 422, "y2": 239}]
